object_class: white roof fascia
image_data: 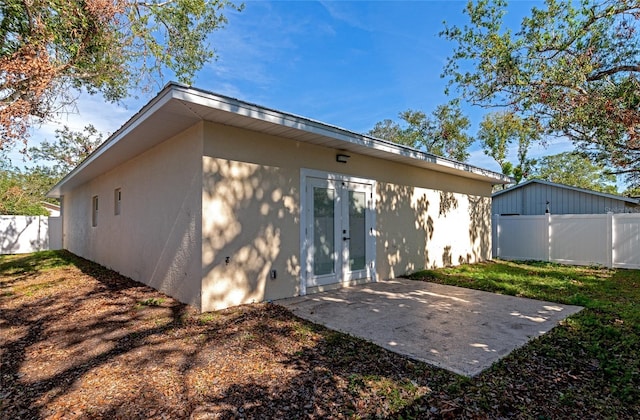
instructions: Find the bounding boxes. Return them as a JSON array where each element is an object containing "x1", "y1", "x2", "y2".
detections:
[
  {"x1": 172, "y1": 85, "x2": 511, "y2": 183},
  {"x1": 48, "y1": 83, "x2": 511, "y2": 197},
  {"x1": 47, "y1": 86, "x2": 178, "y2": 197}
]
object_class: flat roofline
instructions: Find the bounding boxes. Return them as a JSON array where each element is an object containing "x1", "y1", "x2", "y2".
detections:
[{"x1": 48, "y1": 83, "x2": 511, "y2": 197}]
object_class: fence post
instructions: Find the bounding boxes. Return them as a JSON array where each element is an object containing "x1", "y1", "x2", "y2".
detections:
[
  {"x1": 607, "y1": 213, "x2": 613, "y2": 268},
  {"x1": 37, "y1": 216, "x2": 41, "y2": 251},
  {"x1": 546, "y1": 213, "x2": 551, "y2": 262},
  {"x1": 48, "y1": 216, "x2": 63, "y2": 250},
  {"x1": 492, "y1": 214, "x2": 499, "y2": 259}
]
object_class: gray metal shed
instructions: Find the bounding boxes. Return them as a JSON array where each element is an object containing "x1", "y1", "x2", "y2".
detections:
[{"x1": 492, "y1": 179, "x2": 640, "y2": 215}]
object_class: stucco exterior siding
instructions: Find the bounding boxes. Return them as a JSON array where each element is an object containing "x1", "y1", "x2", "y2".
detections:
[
  {"x1": 63, "y1": 124, "x2": 204, "y2": 309},
  {"x1": 376, "y1": 182, "x2": 491, "y2": 277},
  {"x1": 201, "y1": 122, "x2": 492, "y2": 311},
  {"x1": 50, "y1": 85, "x2": 508, "y2": 313},
  {"x1": 201, "y1": 156, "x2": 299, "y2": 311}
]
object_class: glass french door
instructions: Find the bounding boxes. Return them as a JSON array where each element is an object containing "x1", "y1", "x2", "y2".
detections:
[{"x1": 305, "y1": 177, "x2": 373, "y2": 288}]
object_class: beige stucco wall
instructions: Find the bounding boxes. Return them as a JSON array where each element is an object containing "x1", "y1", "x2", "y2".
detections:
[
  {"x1": 62, "y1": 124, "x2": 204, "y2": 309},
  {"x1": 201, "y1": 122, "x2": 492, "y2": 312}
]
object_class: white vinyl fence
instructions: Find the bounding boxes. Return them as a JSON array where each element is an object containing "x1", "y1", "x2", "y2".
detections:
[
  {"x1": 0, "y1": 215, "x2": 62, "y2": 255},
  {"x1": 492, "y1": 214, "x2": 640, "y2": 269}
]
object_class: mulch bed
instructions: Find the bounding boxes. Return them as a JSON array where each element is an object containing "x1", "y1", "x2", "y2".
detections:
[{"x1": 2, "y1": 252, "x2": 639, "y2": 419}]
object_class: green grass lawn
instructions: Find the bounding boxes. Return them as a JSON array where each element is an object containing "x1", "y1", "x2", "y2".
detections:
[{"x1": 407, "y1": 260, "x2": 640, "y2": 407}]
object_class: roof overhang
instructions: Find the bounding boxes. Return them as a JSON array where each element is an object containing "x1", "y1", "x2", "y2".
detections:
[{"x1": 48, "y1": 83, "x2": 511, "y2": 198}]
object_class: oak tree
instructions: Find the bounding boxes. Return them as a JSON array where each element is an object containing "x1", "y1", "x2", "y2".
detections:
[
  {"x1": 441, "y1": 0, "x2": 640, "y2": 187},
  {"x1": 0, "y1": 125, "x2": 105, "y2": 214},
  {"x1": 478, "y1": 112, "x2": 539, "y2": 184},
  {"x1": 29, "y1": 124, "x2": 104, "y2": 176},
  {"x1": 0, "y1": 164, "x2": 49, "y2": 215},
  {"x1": 531, "y1": 151, "x2": 618, "y2": 194},
  {"x1": 369, "y1": 102, "x2": 473, "y2": 162},
  {"x1": 0, "y1": 0, "x2": 242, "y2": 152}
]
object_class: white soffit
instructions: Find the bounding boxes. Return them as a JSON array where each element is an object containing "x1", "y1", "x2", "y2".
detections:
[
  {"x1": 172, "y1": 86, "x2": 510, "y2": 183},
  {"x1": 48, "y1": 84, "x2": 510, "y2": 197}
]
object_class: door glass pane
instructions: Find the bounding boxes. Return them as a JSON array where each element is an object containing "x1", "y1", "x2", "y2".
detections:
[
  {"x1": 349, "y1": 190, "x2": 366, "y2": 271},
  {"x1": 313, "y1": 187, "x2": 335, "y2": 276}
]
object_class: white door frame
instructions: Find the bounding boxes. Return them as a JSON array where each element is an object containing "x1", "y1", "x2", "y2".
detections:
[{"x1": 299, "y1": 168, "x2": 377, "y2": 295}]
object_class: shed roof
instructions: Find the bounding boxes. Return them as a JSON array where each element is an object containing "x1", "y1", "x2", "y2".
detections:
[
  {"x1": 492, "y1": 179, "x2": 640, "y2": 205},
  {"x1": 48, "y1": 83, "x2": 511, "y2": 197}
]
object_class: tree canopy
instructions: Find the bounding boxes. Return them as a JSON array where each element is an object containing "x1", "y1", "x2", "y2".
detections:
[
  {"x1": 624, "y1": 185, "x2": 640, "y2": 197},
  {"x1": 0, "y1": 0, "x2": 242, "y2": 152},
  {"x1": 477, "y1": 112, "x2": 539, "y2": 184},
  {"x1": 530, "y1": 151, "x2": 619, "y2": 194},
  {"x1": 0, "y1": 164, "x2": 49, "y2": 215},
  {"x1": 29, "y1": 124, "x2": 104, "y2": 176},
  {"x1": 441, "y1": 0, "x2": 640, "y2": 188},
  {"x1": 0, "y1": 125, "x2": 105, "y2": 215},
  {"x1": 368, "y1": 102, "x2": 473, "y2": 162}
]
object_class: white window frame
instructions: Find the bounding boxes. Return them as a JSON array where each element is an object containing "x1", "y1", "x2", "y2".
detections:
[
  {"x1": 114, "y1": 188, "x2": 121, "y2": 215},
  {"x1": 92, "y1": 195, "x2": 99, "y2": 227}
]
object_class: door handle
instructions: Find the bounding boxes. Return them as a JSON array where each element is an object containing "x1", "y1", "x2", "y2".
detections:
[{"x1": 343, "y1": 237, "x2": 350, "y2": 240}]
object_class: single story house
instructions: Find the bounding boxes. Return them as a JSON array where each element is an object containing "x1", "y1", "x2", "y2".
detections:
[
  {"x1": 492, "y1": 179, "x2": 640, "y2": 215},
  {"x1": 48, "y1": 83, "x2": 509, "y2": 312}
]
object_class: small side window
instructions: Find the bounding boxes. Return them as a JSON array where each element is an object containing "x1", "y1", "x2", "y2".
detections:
[
  {"x1": 92, "y1": 196, "x2": 98, "y2": 227},
  {"x1": 114, "y1": 188, "x2": 121, "y2": 215}
]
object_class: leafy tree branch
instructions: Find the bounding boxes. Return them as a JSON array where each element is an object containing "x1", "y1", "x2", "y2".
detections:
[
  {"x1": 368, "y1": 102, "x2": 473, "y2": 162},
  {"x1": 441, "y1": 0, "x2": 640, "y2": 188},
  {"x1": 0, "y1": 0, "x2": 243, "y2": 152}
]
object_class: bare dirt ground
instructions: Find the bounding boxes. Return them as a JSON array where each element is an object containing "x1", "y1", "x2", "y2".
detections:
[
  {"x1": 2, "y1": 251, "x2": 638, "y2": 419},
  {"x1": 1, "y1": 252, "x2": 445, "y2": 419}
]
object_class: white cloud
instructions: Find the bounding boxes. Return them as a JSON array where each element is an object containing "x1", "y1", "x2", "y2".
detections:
[
  {"x1": 318, "y1": 1, "x2": 371, "y2": 32},
  {"x1": 200, "y1": 0, "x2": 316, "y2": 96},
  {"x1": 467, "y1": 148, "x2": 501, "y2": 173}
]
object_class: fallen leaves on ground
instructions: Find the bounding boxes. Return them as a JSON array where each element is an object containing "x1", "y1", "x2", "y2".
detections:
[{"x1": 1, "y1": 251, "x2": 638, "y2": 419}]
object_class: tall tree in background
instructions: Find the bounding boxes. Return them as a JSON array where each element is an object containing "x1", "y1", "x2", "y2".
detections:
[
  {"x1": 369, "y1": 119, "x2": 407, "y2": 146},
  {"x1": 0, "y1": 0, "x2": 242, "y2": 152},
  {"x1": 625, "y1": 185, "x2": 640, "y2": 197},
  {"x1": 0, "y1": 164, "x2": 49, "y2": 215},
  {"x1": 531, "y1": 152, "x2": 618, "y2": 194},
  {"x1": 29, "y1": 124, "x2": 104, "y2": 176},
  {"x1": 0, "y1": 125, "x2": 105, "y2": 214},
  {"x1": 29, "y1": 124, "x2": 105, "y2": 201},
  {"x1": 368, "y1": 102, "x2": 473, "y2": 162},
  {"x1": 441, "y1": 0, "x2": 640, "y2": 188},
  {"x1": 478, "y1": 112, "x2": 539, "y2": 184}
]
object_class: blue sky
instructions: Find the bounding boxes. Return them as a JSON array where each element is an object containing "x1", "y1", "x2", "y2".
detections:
[{"x1": 19, "y1": 0, "x2": 579, "y2": 176}]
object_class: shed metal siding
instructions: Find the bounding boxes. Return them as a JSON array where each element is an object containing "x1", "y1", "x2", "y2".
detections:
[
  {"x1": 492, "y1": 182, "x2": 638, "y2": 215},
  {"x1": 492, "y1": 188, "x2": 522, "y2": 215}
]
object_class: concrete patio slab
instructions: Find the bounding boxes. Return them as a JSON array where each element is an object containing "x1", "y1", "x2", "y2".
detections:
[{"x1": 278, "y1": 279, "x2": 583, "y2": 377}]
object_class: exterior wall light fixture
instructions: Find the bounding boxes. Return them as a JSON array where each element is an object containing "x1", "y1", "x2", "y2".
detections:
[{"x1": 336, "y1": 153, "x2": 350, "y2": 163}]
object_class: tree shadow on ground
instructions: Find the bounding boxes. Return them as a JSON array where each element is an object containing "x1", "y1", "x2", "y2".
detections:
[
  {"x1": 0, "y1": 251, "x2": 456, "y2": 418},
  {"x1": 2, "y1": 252, "x2": 638, "y2": 418}
]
